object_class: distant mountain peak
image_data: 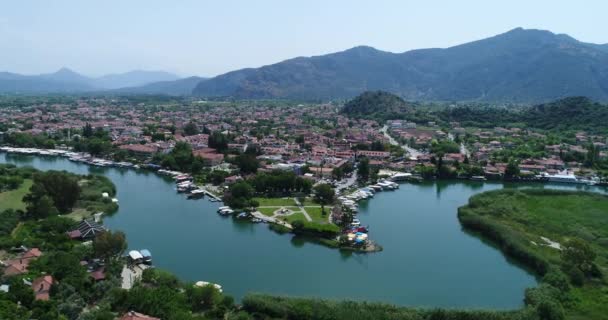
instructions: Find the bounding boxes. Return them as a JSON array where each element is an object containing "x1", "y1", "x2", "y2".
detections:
[{"x1": 194, "y1": 27, "x2": 608, "y2": 102}]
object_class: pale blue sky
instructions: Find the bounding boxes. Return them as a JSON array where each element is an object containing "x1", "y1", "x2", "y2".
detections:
[{"x1": 1, "y1": 0, "x2": 606, "y2": 77}]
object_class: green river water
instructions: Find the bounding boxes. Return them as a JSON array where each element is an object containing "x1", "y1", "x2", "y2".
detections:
[{"x1": 2, "y1": 152, "x2": 605, "y2": 309}]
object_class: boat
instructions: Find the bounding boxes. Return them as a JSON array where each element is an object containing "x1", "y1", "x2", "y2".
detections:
[
  {"x1": 390, "y1": 172, "x2": 412, "y2": 181},
  {"x1": 544, "y1": 171, "x2": 585, "y2": 184},
  {"x1": 219, "y1": 208, "x2": 234, "y2": 216},
  {"x1": 140, "y1": 249, "x2": 152, "y2": 264},
  {"x1": 236, "y1": 212, "x2": 249, "y2": 219},
  {"x1": 177, "y1": 181, "x2": 195, "y2": 193},
  {"x1": 370, "y1": 185, "x2": 383, "y2": 191},
  {"x1": 174, "y1": 174, "x2": 192, "y2": 182},
  {"x1": 251, "y1": 218, "x2": 263, "y2": 223},
  {"x1": 187, "y1": 189, "x2": 205, "y2": 199},
  {"x1": 470, "y1": 175, "x2": 487, "y2": 181}
]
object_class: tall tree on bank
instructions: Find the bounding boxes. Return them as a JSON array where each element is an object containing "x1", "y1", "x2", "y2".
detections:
[
  {"x1": 23, "y1": 171, "x2": 81, "y2": 216},
  {"x1": 313, "y1": 183, "x2": 335, "y2": 215},
  {"x1": 93, "y1": 230, "x2": 127, "y2": 262},
  {"x1": 357, "y1": 157, "x2": 370, "y2": 182}
]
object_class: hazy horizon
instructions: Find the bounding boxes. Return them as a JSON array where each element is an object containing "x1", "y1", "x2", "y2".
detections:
[{"x1": 2, "y1": 0, "x2": 607, "y2": 78}]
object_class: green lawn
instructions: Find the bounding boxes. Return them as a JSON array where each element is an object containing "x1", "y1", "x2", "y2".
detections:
[
  {"x1": 304, "y1": 206, "x2": 330, "y2": 224},
  {"x1": 64, "y1": 208, "x2": 93, "y2": 221},
  {"x1": 300, "y1": 197, "x2": 319, "y2": 206},
  {"x1": 258, "y1": 207, "x2": 278, "y2": 217},
  {"x1": 458, "y1": 189, "x2": 608, "y2": 320},
  {"x1": 280, "y1": 212, "x2": 306, "y2": 224},
  {"x1": 254, "y1": 197, "x2": 297, "y2": 207},
  {"x1": 0, "y1": 179, "x2": 32, "y2": 212}
]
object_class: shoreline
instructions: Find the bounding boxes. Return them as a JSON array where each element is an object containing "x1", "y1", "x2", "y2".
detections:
[
  {"x1": 0, "y1": 149, "x2": 540, "y2": 309},
  {"x1": 0, "y1": 147, "x2": 381, "y2": 253}
]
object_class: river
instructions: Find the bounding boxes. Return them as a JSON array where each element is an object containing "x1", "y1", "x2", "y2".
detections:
[{"x1": 2, "y1": 152, "x2": 605, "y2": 309}]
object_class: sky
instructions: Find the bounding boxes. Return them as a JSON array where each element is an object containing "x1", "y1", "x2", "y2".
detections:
[{"x1": 1, "y1": 0, "x2": 607, "y2": 77}]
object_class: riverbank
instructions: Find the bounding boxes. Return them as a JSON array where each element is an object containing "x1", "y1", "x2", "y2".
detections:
[
  {"x1": 0, "y1": 163, "x2": 118, "y2": 220},
  {"x1": 458, "y1": 189, "x2": 608, "y2": 319},
  {"x1": 0, "y1": 152, "x2": 541, "y2": 309}
]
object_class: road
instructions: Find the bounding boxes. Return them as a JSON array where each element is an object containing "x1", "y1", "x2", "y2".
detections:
[
  {"x1": 380, "y1": 125, "x2": 424, "y2": 158},
  {"x1": 294, "y1": 198, "x2": 313, "y2": 222},
  {"x1": 335, "y1": 168, "x2": 358, "y2": 194}
]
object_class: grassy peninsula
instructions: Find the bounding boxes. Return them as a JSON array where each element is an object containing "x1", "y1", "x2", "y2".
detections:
[{"x1": 458, "y1": 189, "x2": 608, "y2": 320}]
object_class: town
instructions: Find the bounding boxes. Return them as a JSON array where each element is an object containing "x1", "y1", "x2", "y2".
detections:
[{"x1": 1, "y1": 95, "x2": 606, "y2": 187}]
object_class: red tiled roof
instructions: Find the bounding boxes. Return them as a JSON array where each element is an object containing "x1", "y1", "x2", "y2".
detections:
[
  {"x1": 119, "y1": 311, "x2": 161, "y2": 320},
  {"x1": 32, "y1": 275, "x2": 54, "y2": 301},
  {"x1": 23, "y1": 248, "x2": 42, "y2": 259}
]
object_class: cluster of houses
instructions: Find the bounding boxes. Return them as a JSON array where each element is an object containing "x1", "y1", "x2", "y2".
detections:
[
  {"x1": 2, "y1": 99, "x2": 607, "y2": 185},
  {"x1": 0, "y1": 247, "x2": 53, "y2": 301},
  {"x1": 0, "y1": 219, "x2": 109, "y2": 302}
]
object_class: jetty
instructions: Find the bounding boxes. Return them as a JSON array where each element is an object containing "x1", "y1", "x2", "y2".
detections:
[
  {"x1": 201, "y1": 188, "x2": 222, "y2": 201},
  {"x1": 250, "y1": 211, "x2": 293, "y2": 229}
]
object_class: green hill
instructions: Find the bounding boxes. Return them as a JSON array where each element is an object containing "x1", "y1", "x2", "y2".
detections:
[
  {"x1": 439, "y1": 96, "x2": 608, "y2": 133},
  {"x1": 340, "y1": 90, "x2": 412, "y2": 120}
]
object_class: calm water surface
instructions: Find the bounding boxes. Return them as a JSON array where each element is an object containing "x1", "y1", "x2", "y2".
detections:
[{"x1": 2, "y1": 153, "x2": 605, "y2": 309}]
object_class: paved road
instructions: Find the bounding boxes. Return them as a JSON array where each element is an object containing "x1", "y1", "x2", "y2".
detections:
[
  {"x1": 335, "y1": 169, "x2": 358, "y2": 194},
  {"x1": 380, "y1": 125, "x2": 424, "y2": 158},
  {"x1": 294, "y1": 198, "x2": 313, "y2": 222},
  {"x1": 121, "y1": 264, "x2": 148, "y2": 290}
]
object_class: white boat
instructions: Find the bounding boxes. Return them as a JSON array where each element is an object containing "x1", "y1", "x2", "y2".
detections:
[
  {"x1": 390, "y1": 173, "x2": 412, "y2": 181},
  {"x1": 175, "y1": 174, "x2": 192, "y2": 182},
  {"x1": 187, "y1": 189, "x2": 205, "y2": 199},
  {"x1": 545, "y1": 171, "x2": 585, "y2": 184},
  {"x1": 219, "y1": 209, "x2": 234, "y2": 216}
]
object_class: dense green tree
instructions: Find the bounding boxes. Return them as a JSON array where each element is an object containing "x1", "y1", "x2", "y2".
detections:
[
  {"x1": 332, "y1": 167, "x2": 344, "y2": 180},
  {"x1": 185, "y1": 285, "x2": 222, "y2": 312},
  {"x1": 233, "y1": 154, "x2": 259, "y2": 174},
  {"x1": 24, "y1": 171, "x2": 81, "y2": 214},
  {"x1": 208, "y1": 131, "x2": 229, "y2": 151},
  {"x1": 504, "y1": 160, "x2": 520, "y2": 179},
  {"x1": 8, "y1": 277, "x2": 35, "y2": 308},
  {"x1": 93, "y1": 230, "x2": 127, "y2": 262},
  {"x1": 313, "y1": 183, "x2": 335, "y2": 215},
  {"x1": 0, "y1": 298, "x2": 29, "y2": 320},
  {"x1": 561, "y1": 238, "x2": 596, "y2": 278},
  {"x1": 357, "y1": 157, "x2": 370, "y2": 181},
  {"x1": 83, "y1": 123, "x2": 94, "y2": 138},
  {"x1": 183, "y1": 121, "x2": 199, "y2": 136}
]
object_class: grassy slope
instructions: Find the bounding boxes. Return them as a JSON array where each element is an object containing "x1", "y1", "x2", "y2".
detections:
[
  {"x1": 254, "y1": 197, "x2": 297, "y2": 207},
  {"x1": 458, "y1": 189, "x2": 608, "y2": 320},
  {"x1": 0, "y1": 179, "x2": 32, "y2": 212},
  {"x1": 0, "y1": 174, "x2": 117, "y2": 220},
  {"x1": 304, "y1": 206, "x2": 330, "y2": 224}
]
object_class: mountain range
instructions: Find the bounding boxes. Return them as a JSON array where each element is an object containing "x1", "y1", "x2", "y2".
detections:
[
  {"x1": 2, "y1": 28, "x2": 608, "y2": 102},
  {"x1": 0, "y1": 68, "x2": 181, "y2": 93},
  {"x1": 194, "y1": 28, "x2": 608, "y2": 102}
]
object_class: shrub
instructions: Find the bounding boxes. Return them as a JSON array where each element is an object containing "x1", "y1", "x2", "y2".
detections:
[
  {"x1": 542, "y1": 269, "x2": 570, "y2": 293},
  {"x1": 536, "y1": 300, "x2": 565, "y2": 320}
]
